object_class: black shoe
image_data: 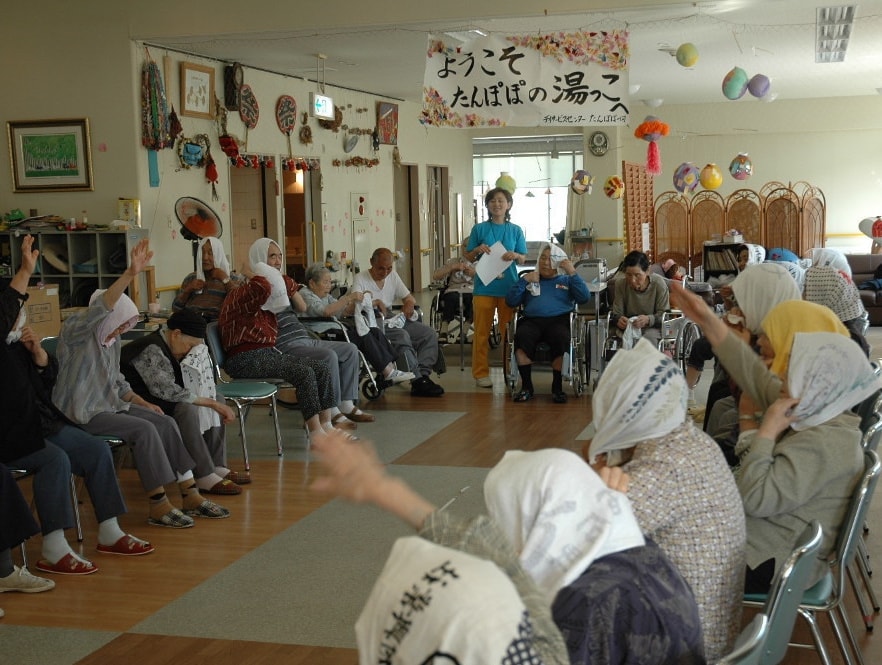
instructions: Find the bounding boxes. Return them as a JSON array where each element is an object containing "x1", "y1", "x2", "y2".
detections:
[
  {"x1": 411, "y1": 376, "x2": 444, "y2": 397},
  {"x1": 513, "y1": 389, "x2": 534, "y2": 403},
  {"x1": 552, "y1": 391, "x2": 568, "y2": 404}
]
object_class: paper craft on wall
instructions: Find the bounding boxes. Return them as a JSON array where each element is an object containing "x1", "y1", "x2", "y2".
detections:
[
  {"x1": 351, "y1": 192, "x2": 368, "y2": 221},
  {"x1": 376, "y1": 102, "x2": 398, "y2": 145}
]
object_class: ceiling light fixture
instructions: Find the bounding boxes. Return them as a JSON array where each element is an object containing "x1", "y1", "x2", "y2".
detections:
[
  {"x1": 816, "y1": 5, "x2": 856, "y2": 63},
  {"x1": 643, "y1": 98, "x2": 664, "y2": 108}
]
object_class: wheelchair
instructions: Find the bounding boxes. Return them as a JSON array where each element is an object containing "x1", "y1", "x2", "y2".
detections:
[
  {"x1": 428, "y1": 287, "x2": 500, "y2": 371},
  {"x1": 298, "y1": 316, "x2": 386, "y2": 401},
  {"x1": 503, "y1": 306, "x2": 585, "y2": 398}
]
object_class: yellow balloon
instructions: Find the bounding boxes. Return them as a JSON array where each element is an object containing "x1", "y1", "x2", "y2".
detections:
[
  {"x1": 676, "y1": 43, "x2": 699, "y2": 68},
  {"x1": 700, "y1": 163, "x2": 723, "y2": 190}
]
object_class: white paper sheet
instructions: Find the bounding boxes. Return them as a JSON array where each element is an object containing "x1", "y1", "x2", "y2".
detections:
[{"x1": 475, "y1": 241, "x2": 513, "y2": 286}]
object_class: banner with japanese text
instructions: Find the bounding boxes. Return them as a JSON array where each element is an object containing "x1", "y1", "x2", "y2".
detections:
[{"x1": 420, "y1": 31, "x2": 630, "y2": 128}]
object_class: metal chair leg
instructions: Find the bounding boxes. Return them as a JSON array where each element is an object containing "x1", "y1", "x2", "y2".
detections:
[
  {"x1": 232, "y1": 401, "x2": 250, "y2": 472},
  {"x1": 270, "y1": 394, "x2": 283, "y2": 456},
  {"x1": 71, "y1": 475, "x2": 83, "y2": 543}
]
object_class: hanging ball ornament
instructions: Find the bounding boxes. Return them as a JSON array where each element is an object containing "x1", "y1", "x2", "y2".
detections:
[
  {"x1": 675, "y1": 43, "x2": 699, "y2": 68},
  {"x1": 729, "y1": 153, "x2": 753, "y2": 180},
  {"x1": 700, "y1": 163, "x2": 724, "y2": 190},
  {"x1": 722, "y1": 67, "x2": 749, "y2": 100},
  {"x1": 571, "y1": 170, "x2": 595, "y2": 195},
  {"x1": 495, "y1": 171, "x2": 517, "y2": 194},
  {"x1": 673, "y1": 162, "x2": 700, "y2": 194},
  {"x1": 747, "y1": 74, "x2": 771, "y2": 99},
  {"x1": 603, "y1": 175, "x2": 625, "y2": 199}
]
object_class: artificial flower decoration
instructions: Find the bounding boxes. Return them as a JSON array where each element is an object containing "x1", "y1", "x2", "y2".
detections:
[{"x1": 634, "y1": 115, "x2": 669, "y2": 176}]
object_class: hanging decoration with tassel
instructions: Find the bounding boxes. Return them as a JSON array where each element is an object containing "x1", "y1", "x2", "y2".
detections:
[
  {"x1": 140, "y1": 48, "x2": 173, "y2": 150},
  {"x1": 634, "y1": 115, "x2": 669, "y2": 176}
]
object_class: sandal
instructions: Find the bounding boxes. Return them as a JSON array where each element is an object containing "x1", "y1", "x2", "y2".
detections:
[
  {"x1": 148, "y1": 508, "x2": 195, "y2": 529},
  {"x1": 224, "y1": 470, "x2": 252, "y2": 485},
  {"x1": 97, "y1": 534, "x2": 154, "y2": 556},
  {"x1": 36, "y1": 553, "x2": 98, "y2": 576},
  {"x1": 513, "y1": 390, "x2": 534, "y2": 403},
  {"x1": 184, "y1": 499, "x2": 231, "y2": 519},
  {"x1": 203, "y1": 479, "x2": 242, "y2": 495},
  {"x1": 331, "y1": 413, "x2": 357, "y2": 430}
]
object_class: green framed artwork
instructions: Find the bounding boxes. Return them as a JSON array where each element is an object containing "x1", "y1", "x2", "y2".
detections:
[{"x1": 7, "y1": 118, "x2": 94, "y2": 192}]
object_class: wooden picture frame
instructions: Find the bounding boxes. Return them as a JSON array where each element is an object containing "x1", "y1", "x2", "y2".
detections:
[
  {"x1": 180, "y1": 61, "x2": 215, "y2": 119},
  {"x1": 7, "y1": 118, "x2": 94, "y2": 192}
]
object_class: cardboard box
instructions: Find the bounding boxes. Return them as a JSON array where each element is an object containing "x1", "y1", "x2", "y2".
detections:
[{"x1": 26, "y1": 284, "x2": 61, "y2": 339}]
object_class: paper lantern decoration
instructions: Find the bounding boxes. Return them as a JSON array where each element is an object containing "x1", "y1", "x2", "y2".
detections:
[
  {"x1": 748, "y1": 74, "x2": 771, "y2": 99},
  {"x1": 495, "y1": 171, "x2": 517, "y2": 194},
  {"x1": 603, "y1": 175, "x2": 625, "y2": 199},
  {"x1": 571, "y1": 170, "x2": 594, "y2": 195},
  {"x1": 676, "y1": 43, "x2": 699, "y2": 68},
  {"x1": 699, "y1": 163, "x2": 723, "y2": 190},
  {"x1": 633, "y1": 115, "x2": 669, "y2": 176},
  {"x1": 673, "y1": 162, "x2": 700, "y2": 194},
  {"x1": 729, "y1": 153, "x2": 753, "y2": 180},
  {"x1": 722, "y1": 67, "x2": 749, "y2": 100}
]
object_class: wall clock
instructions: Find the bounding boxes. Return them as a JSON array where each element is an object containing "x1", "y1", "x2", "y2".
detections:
[{"x1": 589, "y1": 131, "x2": 609, "y2": 157}]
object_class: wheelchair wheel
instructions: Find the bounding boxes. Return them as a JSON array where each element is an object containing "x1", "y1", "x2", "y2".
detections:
[
  {"x1": 489, "y1": 319, "x2": 501, "y2": 348},
  {"x1": 678, "y1": 321, "x2": 701, "y2": 375},
  {"x1": 361, "y1": 377, "x2": 384, "y2": 401}
]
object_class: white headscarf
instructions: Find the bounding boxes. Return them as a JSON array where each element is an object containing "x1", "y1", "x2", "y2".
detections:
[
  {"x1": 731, "y1": 263, "x2": 802, "y2": 335},
  {"x1": 586, "y1": 338, "x2": 687, "y2": 464},
  {"x1": 813, "y1": 247, "x2": 852, "y2": 277},
  {"x1": 788, "y1": 332, "x2": 881, "y2": 431},
  {"x1": 744, "y1": 243, "x2": 765, "y2": 266},
  {"x1": 251, "y1": 262, "x2": 289, "y2": 313},
  {"x1": 195, "y1": 236, "x2": 231, "y2": 281},
  {"x1": 248, "y1": 237, "x2": 279, "y2": 269},
  {"x1": 543, "y1": 242, "x2": 569, "y2": 274},
  {"x1": 5, "y1": 306, "x2": 26, "y2": 345},
  {"x1": 356, "y1": 536, "x2": 545, "y2": 665},
  {"x1": 88, "y1": 290, "x2": 139, "y2": 347},
  {"x1": 484, "y1": 448, "x2": 645, "y2": 603}
]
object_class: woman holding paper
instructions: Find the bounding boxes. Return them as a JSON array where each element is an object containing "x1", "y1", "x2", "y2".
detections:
[{"x1": 465, "y1": 187, "x2": 527, "y2": 388}]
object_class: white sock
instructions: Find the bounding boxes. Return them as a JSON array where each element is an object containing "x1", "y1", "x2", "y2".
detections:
[
  {"x1": 382, "y1": 363, "x2": 394, "y2": 378},
  {"x1": 97, "y1": 518, "x2": 126, "y2": 547},
  {"x1": 176, "y1": 470, "x2": 195, "y2": 483},
  {"x1": 339, "y1": 400, "x2": 356, "y2": 413},
  {"x1": 41, "y1": 529, "x2": 76, "y2": 565},
  {"x1": 195, "y1": 472, "x2": 225, "y2": 491},
  {"x1": 215, "y1": 466, "x2": 231, "y2": 478}
]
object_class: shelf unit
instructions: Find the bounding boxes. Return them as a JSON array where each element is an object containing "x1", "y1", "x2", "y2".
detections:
[
  {"x1": 702, "y1": 242, "x2": 741, "y2": 280},
  {"x1": 0, "y1": 227, "x2": 149, "y2": 309}
]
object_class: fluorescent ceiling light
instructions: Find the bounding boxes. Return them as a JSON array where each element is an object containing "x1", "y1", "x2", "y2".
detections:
[{"x1": 816, "y1": 5, "x2": 856, "y2": 63}]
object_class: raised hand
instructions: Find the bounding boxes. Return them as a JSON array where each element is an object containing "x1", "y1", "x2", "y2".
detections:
[
  {"x1": 19, "y1": 235, "x2": 39, "y2": 276},
  {"x1": 127, "y1": 238, "x2": 153, "y2": 275}
]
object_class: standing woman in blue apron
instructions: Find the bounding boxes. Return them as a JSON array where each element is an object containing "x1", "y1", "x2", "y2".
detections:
[{"x1": 465, "y1": 187, "x2": 527, "y2": 388}]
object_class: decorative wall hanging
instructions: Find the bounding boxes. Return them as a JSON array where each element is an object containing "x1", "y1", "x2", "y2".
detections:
[
  {"x1": 275, "y1": 95, "x2": 297, "y2": 158},
  {"x1": 180, "y1": 62, "x2": 215, "y2": 119},
  {"x1": 317, "y1": 105, "x2": 343, "y2": 132},
  {"x1": 633, "y1": 115, "x2": 669, "y2": 176},
  {"x1": 344, "y1": 134, "x2": 359, "y2": 153},
  {"x1": 223, "y1": 63, "x2": 243, "y2": 110},
  {"x1": 238, "y1": 84, "x2": 259, "y2": 148},
  {"x1": 140, "y1": 51, "x2": 172, "y2": 150},
  {"x1": 351, "y1": 193, "x2": 368, "y2": 221},
  {"x1": 299, "y1": 125, "x2": 313, "y2": 145},
  {"x1": 7, "y1": 118, "x2": 94, "y2": 192},
  {"x1": 376, "y1": 102, "x2": 399, "y2": 145},
  {"x1": 177, "y1": 134, "x2": 210, "y2": 169}
]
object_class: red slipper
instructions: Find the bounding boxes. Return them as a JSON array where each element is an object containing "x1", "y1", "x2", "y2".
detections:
[
  {"x1": 96, "y1": 534, "x2": 155, "y2": 556},
  {"x1": 202, "y1": 479, "x2": 242, "y2": 495},
  {"x1": 36, "y1": 553, "x2": 98, "y2": 576},
  {"x1": 225, "y1": 470, "x2": 251, "y2": 485}
]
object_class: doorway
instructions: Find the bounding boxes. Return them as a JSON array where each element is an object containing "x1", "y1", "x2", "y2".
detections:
[
  {"x1": 427, "y1": 166, "x2": 450, "y2": 273},
  {"x1": 393, "y1": 164, "x2": 418, "y2": 288}
]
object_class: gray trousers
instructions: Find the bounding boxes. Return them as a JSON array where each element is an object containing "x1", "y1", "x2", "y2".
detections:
[
  {"x1": 281, "y1": 338, "x2": 360, "y2": 403},
  {"x1": 385, "y1": 320, "x2": 439, "y2": 377},
  {"x1": 172, "y1": 402, "x2": 226, "y2": 478},
  {"x1": 83, "y1": 404, "x2": 195, "y2": 492}
]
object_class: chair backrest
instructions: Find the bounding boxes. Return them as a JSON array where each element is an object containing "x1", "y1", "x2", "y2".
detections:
[
  {"x1": 757, "y1": 520, "x2": 824, "y2": 665},
  {"x1": 831, "y1": 449, "x2": 882, "y2": 576},
  {"x1": 718, "y1": 614, "x2": 769, "y2": 665},
  {"x1": 41, "y1": 335, "x2": 59, "y2": 359},
  {"x1": 204, "y1": 321, "x2": 226, "y2": 380}
]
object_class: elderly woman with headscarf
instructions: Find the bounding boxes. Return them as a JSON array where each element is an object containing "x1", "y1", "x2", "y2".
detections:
[
  {"x1": 172, "y1": 237, "x2": 242, "y2": 321},
  {"x1": 803, "y1": 264, "x2": 869, "y2": 355},
  {"x1": 53, "y1": 239, "x2": 226, "y2": 530},
  {"x1": 585, "y1": 339, "x2": 745, "y2": 662},
  {"x1": 312, "y1": 431, "x2": 705, "y2": 665},
  {"x1": 249, "y1": 238, "x2": 373, "y2": 427},
  {"x1": 218, "y1": 255, "x2": 343, "y2": 440},
  {"x1": 672, "y1": 290, "x2": 881, "y2": 593},
  {"x1": 505, "y1": 244, "x2": 590, "y2": 403}
]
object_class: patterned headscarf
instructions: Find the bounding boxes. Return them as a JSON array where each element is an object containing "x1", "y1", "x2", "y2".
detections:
[
  {"x1": 484, "y1": 448, "x2": 644, "y2": 603},
  {"x1": 195, "y1": 236, "x2": 231, "y2": 282},
  {"x1": 803, "y1": 265, "x2": 865, "y2": 323},
  {"x1": 88, "y1": 290, "x2": 139, "y2": 347},
  {"x1": 761, "y1": 300, "x2": 849, "y2": 377},
  {"x1": 730, "y1": 263, "x2": 802, "y2": 335},
  {"x1": 787, "y1": 332, "x2": 881, "y2": 431},
  {"x1": 586, "y1": 338, "x2": 688, "y2": 463},
  {"x1": 356, "y1": 536, "x2": 546, "y2": 665},
  {"x1": 812, "y1": 247, "x2": 852, "y2": 277}
]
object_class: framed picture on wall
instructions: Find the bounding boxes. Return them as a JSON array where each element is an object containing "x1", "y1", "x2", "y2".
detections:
[
  {"x1": 376, "y1": 102, "x2": 398, "y2": 145},
  {"x1": 180, "y1": 61, "x2": 215, "y2": 119},
  {"x1": 7, "y1": 118, "x2": 94, "y2": 192}
]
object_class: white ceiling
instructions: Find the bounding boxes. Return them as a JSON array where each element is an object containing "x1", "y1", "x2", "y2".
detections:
[{"x1": 144, "y1": 1, "x2": 882, "y2": 109}]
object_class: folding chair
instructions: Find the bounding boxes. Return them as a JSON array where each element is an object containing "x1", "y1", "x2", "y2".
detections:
[
  {"x1": 718, "y1": 614, "x2": 769, "y2": 665},
  {"x1": 205, "y1": 322, "x2": 284, "y2": 469},
  {"x1": 744, "y1": 450, "x2": 881, "y2": 665},
  {"x1": 12, "y1": 470, "x2": 82, "y2": 569}
]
